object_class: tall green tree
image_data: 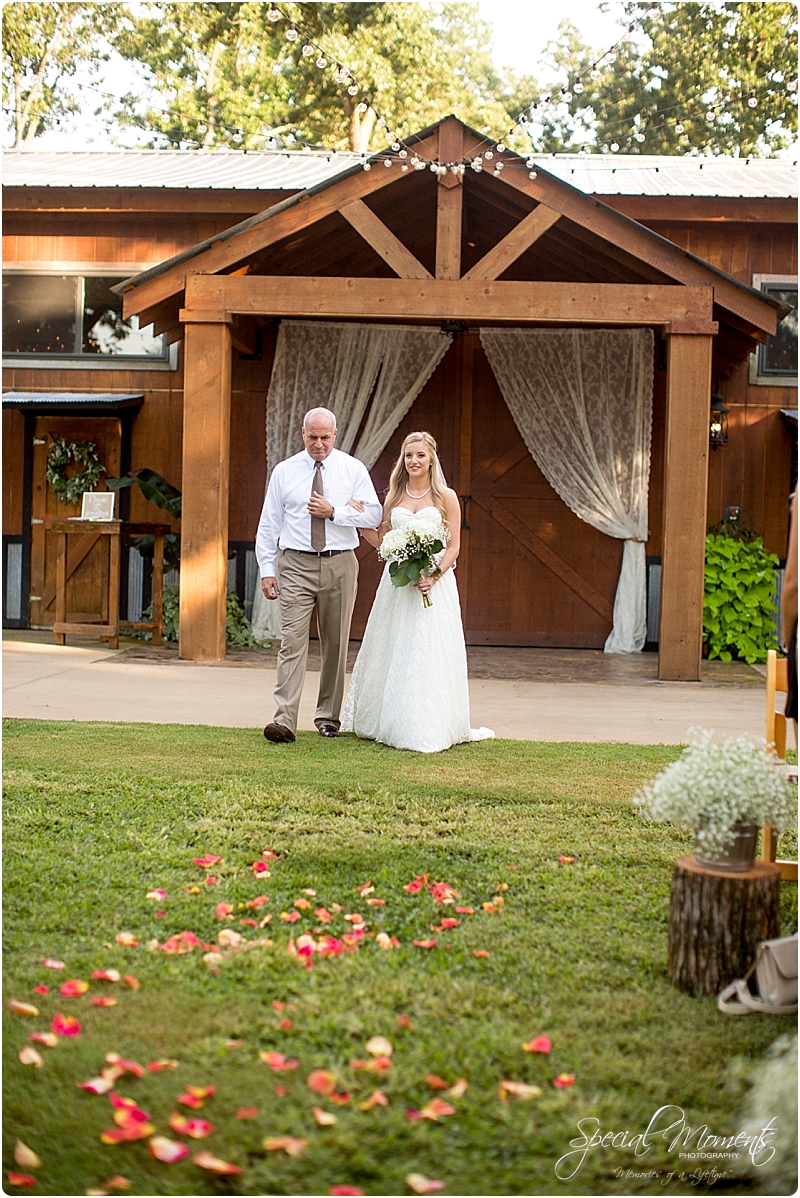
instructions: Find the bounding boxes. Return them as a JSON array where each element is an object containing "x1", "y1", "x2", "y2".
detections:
[
  {"x1": 111, "y1": 1, "x2": 516, "y2": 152},
  {"x1": 515, "y1": 2, "x2": 798, "y2": 157},
  {"x1": 2, "y1": 2, "x2": 119, "y2": 146}
]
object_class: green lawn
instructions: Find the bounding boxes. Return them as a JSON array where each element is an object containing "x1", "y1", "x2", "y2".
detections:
[{"x1": 3, "y1": 721, "x2": 796, "y2": 1197}]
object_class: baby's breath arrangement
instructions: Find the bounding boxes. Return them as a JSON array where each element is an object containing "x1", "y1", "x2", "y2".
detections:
[{"x1": 634, "y1": 731, "x2": 796, "y2": 857}]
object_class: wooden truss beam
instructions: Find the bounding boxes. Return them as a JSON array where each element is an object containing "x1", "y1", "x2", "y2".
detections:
[
  {"x1": 339, "y1": 199, "x2": 432, "y2": 278},
  {"x1": 435, "y1": 120, "x2": 464, "y2": 280},
  {"x1": 121, "y1": 130, "x2": 440, "y2": 319},
  {"x1": 454, "y1": 129, "x2": 778, "y2": 335},
  {"x1": 463, "y1": 204, "x2": 561, "y2": 281},
  {"x1": 183, "y1": 274, "x2": 718, "y2": 331}
]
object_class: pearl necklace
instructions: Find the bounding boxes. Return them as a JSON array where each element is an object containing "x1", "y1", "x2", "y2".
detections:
[{"x1": 405, "y1": 484, "x2": 431, "y2": 500}]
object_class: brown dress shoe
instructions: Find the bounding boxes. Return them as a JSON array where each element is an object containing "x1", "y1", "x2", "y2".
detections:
[
  {"x1": 263, "y1": 722, "x2": 296, "y2": 743},
  {"x1": 317, "y1": 723, "x2": 339, "y2": 737}
]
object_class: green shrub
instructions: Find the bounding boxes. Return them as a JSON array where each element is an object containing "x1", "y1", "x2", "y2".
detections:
[
  {"x1": 703, "y1": 532, "x2": 779, "y2": 663},
  {"x1": 137, "y1": 583, "x2": 263, "y2": 647}
]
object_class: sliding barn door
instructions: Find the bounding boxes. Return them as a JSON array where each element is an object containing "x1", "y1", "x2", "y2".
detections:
[{"x1": 460, "y1": 338, "x2": 622, "y2": 647}]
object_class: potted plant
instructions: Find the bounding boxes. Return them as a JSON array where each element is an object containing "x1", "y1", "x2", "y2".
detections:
[{"x1": 634, "y1": 732, "x2": 795, "y2": 871}]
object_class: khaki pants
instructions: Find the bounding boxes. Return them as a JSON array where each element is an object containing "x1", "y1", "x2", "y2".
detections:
[{"x1": 273, "y1": 548, "x2": 359, "y2": 733}]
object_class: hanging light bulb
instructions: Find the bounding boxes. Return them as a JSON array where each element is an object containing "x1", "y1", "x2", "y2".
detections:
[
  {"x1": 706, "y1": 108, "x2": 716, "y2": 122},
  {"x1": 401, "y1": 163, "x2": 409, "y2": 172},
  {"x1": 267, "y1": 4, "x2": 280, "y2": 20},
  {"x1": 398, "y1": 148, "x2": 407, "y2": 158},
  {"x1": 647, "y1": 4, "x2": 659, "y2": 17},
  {"x1": 573, "y1": 81, "x2": 584, "y2": 94},
  {"x1": 484, "y1": 149, "x2": 494, "y2": 160},
  {"x1": 606, "y1": 51, "x2": 616, "y2": 64},
  {"x1": 610, "y1": 141, "x2": 620, "y2": 151},
  {"x1": 414, "y1": 159, "x2": 426, "y2": 171},
  {"x1": 335, "y1": 65, "x2": 348, "y2": 83},
  {"x1": 526, "y1": 157, "x2": 535, "y2": 168},
  {"x1": 316, "y1": 54, "x2": 328, "y2": 68},
  {"x1": 232, "y1": 129, "x2": 243, "y2": 143},
  {"x1": 347, "y1": 82, "x2": 359, "y2": 96},
  {"x1": 634, "y1": 131, "x2": 646, "y2": 142},
  {"x1": 197, "y1": 121, "x2": 207, "y2": 134},
  {"x1": 285, "y1": 25, "x2": 298, "y2": 41},
  {"x1": 674, "y1": 122, "x2": 685, "y2": 134},
  {"x1": 494, "y1": 160, "x2": 504, "y2": 171},
  {"x1": 377, "y1": 116, "x2": 386, "y2": 127},
  {"x1": 747, "y1": 94, "x2": 758, "y2": 107},
  {"x1": 495, "y1": 142, "x2": 505, "y2": 152},
  {"x1": 383, "y1": 158, "x2": 392, "y2": 167},
  {"x1": 473, "y1": 161, "x2": 483, "y2": 172},
  {"x1": 302, "y1": 42, "x2": 314, "y2": 57},
  {"x1": 528, "y1": 169, "x2": 537, "y2": 179},
  {"x1": 391, "y1": 141, "x2": 400, "y2": 151},
  {"x1": 519, "y1": 113, "x2": 529, "y2": 125},
  {"x1": 362, "y1": 161, "x2": 371, "y2": 171},
  {"x1": 357, "y1": 101, "x2": 368, "y2": 113},
  {"x1": 429, "y1": 161, "x2": 438, "y2": 172},
  {"x1": 590, "y1": 67, "x2": 601, "y2": 80},
  {"x1": 562, "y1": 91, "x2": 573, "y2": 102},
  {"x1": 788, "y1": 77, "x2": 798, "y2": 92}
]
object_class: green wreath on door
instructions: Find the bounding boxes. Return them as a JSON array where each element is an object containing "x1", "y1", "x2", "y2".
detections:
[{"x1": 45, "y1": 437, "x2": 106, "y2": 506}]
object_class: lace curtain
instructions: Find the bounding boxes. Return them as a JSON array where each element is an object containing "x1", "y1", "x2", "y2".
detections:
[
  {"x1": 251, "y1": 320, "x2": 452, "y2": 640},
  {"x1": 480, "y1": 328, "x2": 654, "y2": 653}
]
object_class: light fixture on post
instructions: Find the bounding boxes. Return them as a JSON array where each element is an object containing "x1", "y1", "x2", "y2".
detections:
[{"x1": 709, "y1": 389, "x2": 730, "y2": 450}]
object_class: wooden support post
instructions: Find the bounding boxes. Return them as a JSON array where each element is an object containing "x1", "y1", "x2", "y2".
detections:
[
  {"x1": 152, "y1": 531, "x2": 165, "y2": 648},
  {"x1": 107, "y1": 531, "x2": 120, "y2": 649},
  {"x1": 179, "y1": 313, "x2": 233, "y2": 661},
  {"x1": 659, "y1": 333, "x2": 713, "y2": 681},
  {"x1": 54, "y1": 531, "x2": 67, "y2": 645},
  {"x1": 435, "y1": 120, "x2": 463, "y2": 280}
]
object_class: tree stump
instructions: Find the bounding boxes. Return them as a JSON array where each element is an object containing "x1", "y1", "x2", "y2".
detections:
[{"x1": 668, "y1": 855, "x2": 781, "y2": 996}]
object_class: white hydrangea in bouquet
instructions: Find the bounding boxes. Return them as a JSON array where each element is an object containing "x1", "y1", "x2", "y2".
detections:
[
  {"x1": 379, "y1": 516, "x2": 450, "y2": 607},
  {"x1": 633, "y1": 729, "x2": 796, "y2": 857}
]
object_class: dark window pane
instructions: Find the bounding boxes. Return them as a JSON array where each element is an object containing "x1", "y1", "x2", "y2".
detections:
[
  {"x1": 82, "y1": 277, "x2": 166, "y2": 357},
  {"x1": 760, "y1": 285, "x2": 798, "y2": 376},
  {"x1": 2, "y1": 275, "x2": 78, "y2": 354}
]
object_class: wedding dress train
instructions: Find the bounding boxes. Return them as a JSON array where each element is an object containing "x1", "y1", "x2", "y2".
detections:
[{"x1": 341, "y1": 506, "x2": 495, "y2": 753}]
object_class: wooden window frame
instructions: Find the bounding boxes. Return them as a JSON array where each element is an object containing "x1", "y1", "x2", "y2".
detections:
[
  {"x1": 749, "y1": 273, "x2": 798, "y2": 388},
  {"x1": 2, "y1": 264, "x2": 177, "y2": 371}
]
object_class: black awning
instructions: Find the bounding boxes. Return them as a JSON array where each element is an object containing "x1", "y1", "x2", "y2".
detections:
[{"x1": 2, "y1": 391, "x2": 144, "y2": 412}]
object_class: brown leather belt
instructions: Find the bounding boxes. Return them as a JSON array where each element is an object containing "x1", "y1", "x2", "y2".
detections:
[{"x1": 284, "y1": 548, "x2": 352, "y2": 557}]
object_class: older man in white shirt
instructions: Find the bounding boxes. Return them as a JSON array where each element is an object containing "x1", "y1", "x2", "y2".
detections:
[{"x1": 256, "y1": 407, "x2": 383, "y2": 742}]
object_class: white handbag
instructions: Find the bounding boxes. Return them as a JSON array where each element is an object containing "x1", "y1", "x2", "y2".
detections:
[{"x1": 717, "y1": 935, "x2": 798, "y2": 1015}]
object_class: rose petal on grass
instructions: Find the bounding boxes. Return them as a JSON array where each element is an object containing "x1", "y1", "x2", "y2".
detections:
[
  {"x1": 14, "y1": 1143, "x2": 40, "y2": 1171},
  {"x1": 30, "y1": 1033, "x2": 58, "y2": 1048},
  {"x1": 236, "y1": 1107, "x2": 257, "y2": 1119},
  {"x1": 185, "y1": 1085, "x2": 216, "y2": 1099},
  {"x1": 263, "y1": 1137, "x2": 307, "y2": 1158},
  {"x1": 7, "y1": 1173, "x2": 37, "y2": 1188},
  {"x1": 553, "y1": 1073, "x2": 575, "y2": 1088},
  {"x1": 260, "y1": 1051, "x2": 299, "y2": 1072},
  {"x1": 251, "y1": 862, "x2": 271, "y2": 878},
  {"x1": 330, "y1": 1187, "x2": 364, "y2": 1196},
  {"x1": 110, "y1": 1097, "x2": 150, "y2": 1122},
  {"x1": 147, "y1": 1059, "x2": 178, "y2": 1072},
  {"x1": 278, "y1": 1017, "x2": 292, "y2": 1029},
  {"x1": 42, "y1": 959, "x2": 65, "y2": 969},
  {"x1": 403, "y1": 876, "x2": 427, "y2": 893},
  {"x1": 446, "y1": 1078, "x2": 468, "y2": 1099},
  {"x1": 122, "y1": 975, "x2": 140, "y2": 990},
  {"x1": 193, "y1": 1151, "x2": 242, "y2": 1175},
  {"x1": 32, "y1": 985, "x2": 49, "y2": 997},
  {"x1": 92, "y1": 970, "x2": 121, "y2": 983},
  {"x1": 413, "y1": 939, "x2": 436, "y2": 949},
  {"x1": 19, "y1": 1047, "x2": 43, "y2": 1067},
  {"x1": 100, "y1": 1123, "x2": 155, "y2": 1144},
  {"x1": 307, "y1": 1070, "x2": 337, "y2": 1095},
  {"x1": 192, "y1": 855, "x2": 221, "y2": 869},
  {"x1": 217, "y1": 929, "x2": 242, "y2": 948},
  {"x1": 293, "y1": 898, "x2": 312, "y2": 910},
  {"x1": 429, "y1": 881, "x2": 458, "y2": 904},
  {"x1": 274, "y1": 1084, "x2": 286, "y2": 1097},
  {"x1": 420, "y1": 1098, "x2": 455, "y2": 1120},
  {"x1": 177, "y1": 1093, "x2": 204, "y2": 1109},
  {"x1": 146, "y1": 889, "x2": 168, "y2": 901},
  {"x1": 498, "y1": 1079, "x2": 542, "y2": 1101},
  {"x1": 106, "y1": 1056, "x2": 144, "y2": 1078},
  {"x1": 375, "y1": 932, "x2": 399, "y2": 950},
  {"x1": 10, "y1": 1001, "x2": 39, "y2": 1017},
  {"x1": 261, "y1": 848, "x2": 280, "y2": 861},
  {"x1": 522, "y1": 1036, "x2": 551, "y2": 1054},
  {"x1": 60, "y1": 979, "x2": 90, "y2": 997},
  {"x1": 365, "y1": 1036, "x2": 393, "y2": 1058},
  {"x1": 425, "y1": 1074, "x2": 449, "y2": 1089},
  {"x1": 149, "y1": 1137, "x2": 189, "y2": 1163},
  {"x1": 557, "y1": 856, "x2": 575, "y2": 864},
  {"x1": 328, "y1": 1091, "x2": 351, "y2": 1105},
  {"x1": 454, "y1": 907, "x2": 474, "y2": 915},
  {"x1": 314, "y1": 907, "x2": 332, "y2": 923},
  {"x1": 472, "y1": 950, "x2": 490, "y2": 959},
  {"x1": 79, "y1": 1077, "x2": 115, "y2": 1095},
  {"x1": 313, "y1": 1107, "x2": 337, "y2": 1126},
  {"x1": 51, "y1": 1013, "x2": 81, "y2": 1035},
  {"x1": 406, "y1": 1175, "x2": 445, "y2": 1194},
  {"x1": 246, "y1": 896, "x2": 270, "y2": 909},
  {"x1": 396, "y1": 1015, "x2": 415, "y2": 1030},
  {"x1": 103, "y1": 1176, "x2": 129, "y2": 1191},
  {"x1": 92, "y1": 997, "x2": 118, "y2": 1008},
  {"x1": 215, "y1": 903, "x2": 234, "y2": 920},
  {"x1": 359, "y1": 1090, "x2": 388, "y2": 1111},
  {"x1": 168, "y1": 1114, "x2": 214, "y2": 1139}
]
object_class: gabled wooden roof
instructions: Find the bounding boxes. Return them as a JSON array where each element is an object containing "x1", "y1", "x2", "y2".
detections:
[{"x1": 116, "y1": 115, "x2": 780, "y2": 357}]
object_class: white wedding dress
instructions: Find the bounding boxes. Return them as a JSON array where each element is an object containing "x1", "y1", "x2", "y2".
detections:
[{"x1": 341, "y1": 506, "x2": 495, "y2": 753}]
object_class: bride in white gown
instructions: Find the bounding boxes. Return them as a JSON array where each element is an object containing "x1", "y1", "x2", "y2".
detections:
[{"x1": 341, "y1": 431, "x2": 494, "y2": 753}]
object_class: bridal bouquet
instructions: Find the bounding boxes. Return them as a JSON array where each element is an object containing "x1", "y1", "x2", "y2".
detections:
[{"x1": 379, "y1": 517, "x2": 449, "y2": 607}]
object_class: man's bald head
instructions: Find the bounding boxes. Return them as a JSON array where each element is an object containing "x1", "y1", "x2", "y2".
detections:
[{"x1": 302, "y1": 407, "x2": 338, "y2": 461}]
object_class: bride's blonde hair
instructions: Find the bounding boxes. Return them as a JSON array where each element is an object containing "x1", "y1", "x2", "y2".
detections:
[{"x1": 385, "y1": 432, "x2": 449, "y2": 523}]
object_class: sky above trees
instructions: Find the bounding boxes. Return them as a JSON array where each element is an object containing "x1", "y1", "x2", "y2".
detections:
[{"x1": 2, "y1": 1, "x2": 797, "y2": 157}]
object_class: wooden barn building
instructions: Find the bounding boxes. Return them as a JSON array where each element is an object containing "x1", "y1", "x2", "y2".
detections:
[{"x1": 3, "y1": 116, "x2": 797, "y2": 680}]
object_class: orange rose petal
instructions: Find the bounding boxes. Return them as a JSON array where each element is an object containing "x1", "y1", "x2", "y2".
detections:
[
  {"x1": 185, "y1": 1085, "x2": 216, "y2": 1099},
  {"x1": 413, "y1": 939, "x2": 436, "y2": 949},
  {"x1": 359, "y1": 1090, "x2": 389, "y2": 1111},
  {"x1": 406, "y1": 1174, "x2": 445, "y2": 1194},
  {"x1": 33, "y1": 986, "x2": 48, "y2": 995},
  {"x1": 396, "y1": 1015, "x2": 415, "y2": 1029},
  {"x1": 498, "y1": 1079, "x2": 542, "y2": 1100},
  {"x1": 420, "y1": 1097, "x2": 455, "y2": 1119},
  {"x1": 122, "y1": 975, "x2": 140, "y2": 990},
  {"x1": 263, "y1": 1137, "x2": 307, "y2": 1158},
  {"x1": 59, "y1": 979, "x2": 90, "y2": 997},
  {"x1": 178, "y1": 1118, "x2": 214, "y2": 1140},
  {"x1": 472, "y1": 950, "x2": 490, "y2": 958},
  {"x1": 7, "y1": 1174, "x2": 37, "y2": 1188},
  {"x1": 425, "y1": 1074, "x2": 449, "y2": 1089},
  {"x1": 215, "y1": 903, "x2": 234, "y2": 920},
  {"x1": 10, "y1": 1001, "x2": 39, "y2": 1017},
  {"x1": 236, "y1": 1107, "x2": 257, "y2": 1119},
  {"x1": 177, "y1": 1093, "x2": 204, "y2": 1109},
  {"x1": 558, "y1": 856, "x2": 575, "y2": 864},
  {"x1": 454, "y1": 907, "x2": 474, "y2": 914},
  {"x1": 193, "y1": 1151, "x2": 242, "y2": 1175},
  {"x1": 92, "y1": 997, "x2": 118, "y2": 1008},
  {"x1": 553, "y1": 1073, "x2": 575, "y2": 1088},
  {"x1": 149, "y1": 1137, "x2": 189, "y2": 1163},
  {"x1": 192, "y1": 855, "x2": 221, "y2": 868},
  {"x1": 51, "y1": 1013, "x2": 81, "y2": 1036},
  {"x1": 92, "y1": 970, "x2": 121, "y2": 983},
  {"x1": 523, "y1": 1036, "x2": 551, "y2": 1054},
  {"x1": 115, "y1": 933, "x2": 138, "y2": 947},
  {"x1": 446, "y1": 1078, "x2": 468, "y2": 1098},
  {"x1": 147, "y1": 1059, "x2": 178, "y2": 1072},
  {"x1": 260, "y1": 1052, "x2": 299, "y2": 1072},
  {"x1": 307, "y1": 1069, "x2": 337, "y2": 1095},
  {"x1": 100, "y1": 1123, "x2": 155, "y2": 1144},
  {"x1": 29, "y1": 1033, "x2": 58, "y2": 1047},
  {"x1": 328, "y1": 1091, "x2": 351, "y2": 1105},
  {"x1": 313, "y1": 1106, "x2": 337, "y2": 1126}
]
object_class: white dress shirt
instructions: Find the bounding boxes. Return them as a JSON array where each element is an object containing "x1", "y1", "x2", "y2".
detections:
[{"x1": 256, "y1": 447, "x2": 383, "y2": 577}]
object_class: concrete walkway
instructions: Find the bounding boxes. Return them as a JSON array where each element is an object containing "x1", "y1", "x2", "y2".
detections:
[{"x1": 3, "y1": 633, "x2": 772, "y2": 745}]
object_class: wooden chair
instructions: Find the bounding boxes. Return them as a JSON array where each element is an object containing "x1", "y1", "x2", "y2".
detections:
[{"x1": 761, "y1": 649, "x2": 798, "y2": 880}]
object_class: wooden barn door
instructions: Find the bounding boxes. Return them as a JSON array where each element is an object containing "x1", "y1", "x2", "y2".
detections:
[
  {"x1": 30, "y1": 416, "x2": 121, "y2": 629},
  {"x1": 459, "y1": 336, "x2": 623, "y2": 647}
]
